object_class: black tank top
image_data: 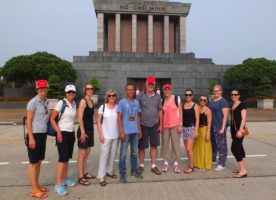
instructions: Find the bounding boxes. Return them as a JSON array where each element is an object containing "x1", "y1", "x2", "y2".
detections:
[
  {"x1": 183, "y1": 103, "x2": 196, "y2": 127},
  {"x1": 82, "y1": 98, "x2": 94, "y2": 131},
  {"x1": 199, "y1": 113, "x2": 208, "y2": 126}
]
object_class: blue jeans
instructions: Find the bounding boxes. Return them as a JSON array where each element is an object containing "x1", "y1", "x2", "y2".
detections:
[{"x1": 119, "y1": 133, "x2": 138, "y2": 176}]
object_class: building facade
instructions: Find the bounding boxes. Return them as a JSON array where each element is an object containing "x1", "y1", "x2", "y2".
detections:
[{"x1": 73, "y1": 0, "x2": 232, "y2": 100}]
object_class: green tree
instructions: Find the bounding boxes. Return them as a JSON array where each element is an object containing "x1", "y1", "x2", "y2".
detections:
[
  {"x1": 90, "y1": 78, "x2": 101, "y2": 94},
  {"x1": 0, "y1": 51, "x2": 77, "y2": 87},
  {"x1": 255, "y1": 76, "x2": 272, "y2": 99},
  {"x1": 208, "y1": 79, "x2": 219, "y2": 95},
  {"x1": 224, "y1": 58, "x2": 276, "y2": 97},
  {"x1": 47, "y1": 74, "x2": 64, "y2": 99}
]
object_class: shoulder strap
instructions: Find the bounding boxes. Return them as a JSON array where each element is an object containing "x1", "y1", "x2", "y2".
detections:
[
  {"x1": 192, "y1": 103, "x2": 196, "y2": 109},
  {"x1": 231, "y1": 110, "x2": 237, "y2": 131},
  {"x1": 101, "y1": 104, "x2": 105, "y2": 124},
  {"x1": 83, "y1": 98, "x2": 88, "y2": 107},
  {"x1": 174, "y1": 95, "x2": 178, "y2": 107},
  {"x1": 23, "y1": 116, "x2": 27, "y2": 139},
  {"x1": 57, "y1": 100, "x2": 68, "y2": 122}
]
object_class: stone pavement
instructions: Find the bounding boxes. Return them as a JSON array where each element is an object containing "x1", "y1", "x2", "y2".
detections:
[{"x1": 0, "y1": 122, "x2": 276, "y2": 200}]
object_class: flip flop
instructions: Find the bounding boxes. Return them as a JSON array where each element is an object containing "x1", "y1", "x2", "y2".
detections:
[
  {"x1": 233, "y1": 173, "x2": 247, "y2": 178},
  {"x1": 183, "y1": 167, "x2": 194, "y2": 174},
  {"x1": 39, "y1": 187, "x2": 49, "y2": 193},
  {"x1": 106, "y1": 173, "x2": 117, "y2": 179},
  {"x1": 232, "y1": 169, "x2": 240, "y2": 174},
  {"x1": 100, "y1": 180, "x2": 107, "y2": 186},
  {"x1": 30, "y1": 191, "x2": 48, "y2": 199},
  {"x1": 84, "y1": 173, "x2": 96, "y2": 179},
  {"x1": 78, "y1": 177, "x2": 91, "y2": 186}
]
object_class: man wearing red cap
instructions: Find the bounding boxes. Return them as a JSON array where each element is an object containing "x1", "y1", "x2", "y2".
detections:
[{"x1": 137, "y1": 75, "x2": 163, "y2": 175}]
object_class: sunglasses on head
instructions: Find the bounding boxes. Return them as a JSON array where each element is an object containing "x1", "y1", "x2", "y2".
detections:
[
  {"x1": 67, "y1": 91, "x2": 76, "y2": 94},
  {"x1": 108, "y1": 94, "x2": 116, "y2": 97},
  {"x1": 200, "y1": 99, "x2": 207, "y2": 102},
  {"x1": 185, "y1": 93, "x2": 193, "y2": 97},
  {"x1": 231, "y1": 93, "x2": 239, "y2": 96},
  {"x1": 86, "y1": 88, "x2": 94, "y2": 91}
]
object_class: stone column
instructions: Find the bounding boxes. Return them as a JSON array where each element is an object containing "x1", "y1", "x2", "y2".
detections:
[
  {"x1": 115, "y1": 13, "x2": 121, "y2": 52},
  {"x1": 97, "y1": 13, "x2": 104, "y2": 52},
  {"x1": 180, "y1": 16, "x2": 186, "y2": 53},
  {"x1": 164, "y1": 15, "x2": 169, "y2": 53},
  {"x1": 132, "y1": 14, "x2": 137, "y2": 52},
  {"x1": 148, "y1": 15, "x2": 153, "y2": 53}
]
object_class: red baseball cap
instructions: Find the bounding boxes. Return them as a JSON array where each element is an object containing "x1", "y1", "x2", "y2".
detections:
[
  {"x1": 146, "y1": 75, "x2": 156, "y2": 84},
  {"x1": 36, "y1": 80, "x2": 49, "y2": 89},
  {"x1": 163, "y1": 84, "x2": 172, "y2": 89}
]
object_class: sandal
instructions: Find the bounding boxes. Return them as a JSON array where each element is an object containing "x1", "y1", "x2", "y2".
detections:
[
  {"x1": 84, "y1": 173, "x2": 96, "y2": 179},
  {"x1": 78, "y1": 177, "x2": 91, "y2": 186},
  {"x1": 39, "y1": 187, "x2": 49, "y2": 193},
  {"x1": 183, "y1": 167, "x2": 194, "y2": 174},
  {"x1": 30, "y1": 191, "x2": 48, "y2": 199},
  {"x1": 100, "y1": 180, "x2": 107, "y2": 186},
  {"x1": 232, "y1": 169, "x2": 240, "y2": 174},
  {"x1": 106, "y1": 173, "x2": 117, "y2": 179},
  {"x1": 233, "y1": 173, "x2": 247, "y2": 178}
]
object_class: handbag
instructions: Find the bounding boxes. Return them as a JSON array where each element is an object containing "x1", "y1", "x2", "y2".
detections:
[{"x1": 231, "y1": 110, "x2": 249, "y2": 137}]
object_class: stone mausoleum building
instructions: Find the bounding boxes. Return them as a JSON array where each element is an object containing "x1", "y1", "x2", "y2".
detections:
[{"x1": 73, "y1": 0, "x2": 231, "y2": 100}]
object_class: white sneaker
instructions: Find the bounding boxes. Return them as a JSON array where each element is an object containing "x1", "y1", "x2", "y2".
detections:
[{"x1": 215, "y1": 165, "x2": 225, "y2": 171}]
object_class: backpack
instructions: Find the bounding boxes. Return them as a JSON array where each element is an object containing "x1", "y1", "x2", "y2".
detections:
[
  {"x1": 47, "y1": 99, "x2": 68, "y2": 136},
  {"x1": 162, "y1": 95, "x2": 180, "y2": 107}
]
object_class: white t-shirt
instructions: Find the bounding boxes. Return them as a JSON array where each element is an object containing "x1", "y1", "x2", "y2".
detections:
[
  {"x1": 54, "y1": 98, "x2": 76, "y2": 132},
  {"x1": 98, "y1": 104, "x2": 119, "y2": 139}
]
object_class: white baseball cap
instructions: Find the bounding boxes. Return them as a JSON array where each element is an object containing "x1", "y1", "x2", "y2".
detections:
[{"x1": 65, "y1": 84, "x2": 76, "y2": 92}]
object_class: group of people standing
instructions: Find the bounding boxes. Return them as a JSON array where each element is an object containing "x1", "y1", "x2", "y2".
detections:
[{"x1": 25, "y1": 76, "x2": 248, "y2": 199}]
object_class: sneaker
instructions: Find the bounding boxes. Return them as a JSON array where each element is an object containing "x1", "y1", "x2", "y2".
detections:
[
  {"x1": 131, "y1": 172, "x2": 143, "y2": 179},
  {"x1": 215, "y1": 165, "x2": 225, "y2": 171},
  {"x1": 62, "y1": 178, "x2": 76, "y2": 187},
  {"x1": 162, "y1": 162, "x2": 169, "y2": 172},
  {"x1": 138, "y1": 166, "x2": 144, "y2": 174},
  {"x1": 174, "y1": 163, "x2": 180, "y2": 173},
  {"x1": 151, "y1": 166, "x2": 162, "y2": 175},
  {"x1": 120, "y1": 175, "x2": 127, "y2": 183},
  {"x1": 55, "y1": 184, "x2": 68, "y2": 196}
]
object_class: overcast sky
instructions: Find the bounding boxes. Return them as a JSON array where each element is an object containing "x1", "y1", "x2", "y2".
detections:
[{"x1": 0, "y1": 0, "x2": 275, "y2": 66}]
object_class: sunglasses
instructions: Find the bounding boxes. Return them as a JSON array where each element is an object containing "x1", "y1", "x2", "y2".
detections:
[
  {"x1": 67, "y1": 91, "x2": 76, "y2": 94},
  {"x1": 44, "y1": 105, "x2": 48, "y2": 115},
  {"x1": 108, "y1": 94, "x2": 116, "y2": 98},
  {"x1": 185, "y1": 94, "x2": 193, "y2": 97},
  {"x1": 200, "y1": 99, "x2": 207, "y2": 102},
  {"x1": 231, "y1": 93, "x2": 239, "y2": 96},
  {"x1": 86, "y1": 88, "x2": 94, "y2": 91}
]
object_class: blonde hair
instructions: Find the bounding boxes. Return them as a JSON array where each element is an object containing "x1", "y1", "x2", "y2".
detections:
[
  {"x1": 213, "y1": 84, "x2": 223, "y2": 92},
  {"x1": 82, "y1": 83, "x2": 94, "y2": 97},
  {"x1": 104, "y1": 89, "x2": 118, "y2": 103}
]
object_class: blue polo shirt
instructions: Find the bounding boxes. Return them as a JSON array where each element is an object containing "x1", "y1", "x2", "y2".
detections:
[{"x1": 117, "y1": 98, "x2": 141, "y2": 134}]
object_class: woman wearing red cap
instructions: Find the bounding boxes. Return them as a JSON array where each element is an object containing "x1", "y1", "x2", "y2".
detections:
[
  {"x1": 161, "y1": 84, "x2": 182, "y2": 173},
  {"x1": 26, "y1": 79, "x2": 50, "y2": 198}
]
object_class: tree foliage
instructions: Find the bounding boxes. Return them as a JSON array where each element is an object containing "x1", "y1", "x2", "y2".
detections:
[
  {"x1": 0, "y1": 52, "x2": 77, "y2": 87},
  {"x1": 47, "y1": 74, "x2": 64, "y2": 99},
  {"x1": 224, "y1": 58, "x2": 276, "y2": 97},
  {"x1": 90, "y1": 77, "x2": 101, "y2": 94}
]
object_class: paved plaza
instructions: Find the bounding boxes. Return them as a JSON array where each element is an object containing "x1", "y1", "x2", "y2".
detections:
[{"x1": 0, "y1": 121, "x2": 276, "y2": 200}]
